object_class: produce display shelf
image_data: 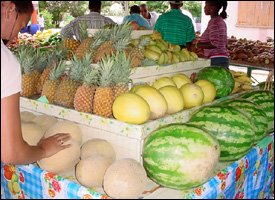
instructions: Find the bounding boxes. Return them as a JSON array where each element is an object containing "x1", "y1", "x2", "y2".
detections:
[
  {"x1": 18, "y1": 97, "x2": 206, "y2": 163},
  {"x1": 130, "y1": 58, "x2": 210, "y2": 84},
  {"x1": 230, "y1": 61, "x2": 274, "y2": 77},
  {"x1": 1, "y1": 134, "x2": 273, "y2": 199}
]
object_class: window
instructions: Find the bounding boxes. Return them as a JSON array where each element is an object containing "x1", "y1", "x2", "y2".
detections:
[{"x1": 237, "y1": 1, "x2": 274, "y2": 28}]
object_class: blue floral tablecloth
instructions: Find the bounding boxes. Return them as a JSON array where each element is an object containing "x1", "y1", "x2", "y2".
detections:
[{"x1": 1, "y1": 134, "x2": 274, "y2": 199}]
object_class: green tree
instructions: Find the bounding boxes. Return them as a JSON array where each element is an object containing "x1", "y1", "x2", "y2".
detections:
[
  {"x1": 39, "y1": 1, "x2": 89, "y2": 28},
  {"x1": 40, "y1": 10, "x2": 53, "y2": 29}
]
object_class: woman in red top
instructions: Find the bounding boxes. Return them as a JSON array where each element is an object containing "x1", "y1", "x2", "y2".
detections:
[{"x1": 191, "y1": 1, "x2": 229, "y2": 68}]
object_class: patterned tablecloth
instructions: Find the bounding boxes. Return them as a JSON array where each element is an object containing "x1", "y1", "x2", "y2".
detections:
[{"x1": 1, "y1": 134, "x2": 274, "y2": 199}]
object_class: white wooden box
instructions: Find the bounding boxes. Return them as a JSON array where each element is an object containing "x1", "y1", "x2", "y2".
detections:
[
  {"x1": 20, "y1": 98, "x2": 202, "y2": 164},
  {"x1": 130, "y1": 58, "x2": 210, "y2": 84}
]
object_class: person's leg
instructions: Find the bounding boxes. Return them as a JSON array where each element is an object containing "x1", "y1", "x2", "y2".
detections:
[{"x1": 211, "y1": 57, "x2": 229, "y2": 69}]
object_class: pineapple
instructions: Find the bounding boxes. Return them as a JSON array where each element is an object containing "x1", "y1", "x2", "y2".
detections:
[
  {"x1": 92, "y1": 55, "x2": 116, "y2": 118},
  {"x1": 32, "y1": 49, "x2": 48, "y2": 95},
  {"x1": 16, "y1": 46, "x2": 36, "y2": 98},
  {"x1": 37, "y1": 47, "x2": 68, "y2": 94},
  {"x1": 125, "y1": 38, "x2": 149, "y2": 68},
  {"x1": 112, "y1": 52, "x2": 132, "y2": 99},
  {"x1": 63, "y1": 37, "x2": 81, "y2": 59},
  {"x1": 92, "y1": 23, "x2": 133, "y2": 63},
  {"x1": 41, "y1": 61, "x2": 67, "y2": 104},
  {"x1": 54, "y1": 55, "x2": 83, "y2": 108},
  {"x1": 75, "y1": 21, "x2": 94, "y2": 60},
  {"x1": 74, "y1": 53, "x2": 99, "y2": 113}
]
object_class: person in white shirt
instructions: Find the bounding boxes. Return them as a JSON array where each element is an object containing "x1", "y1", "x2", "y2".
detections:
[
  {"x1": 38, "y1": 14, "x2": 45, "y2": 31},
  {"x1": 61, "y1": 1, "x2": 116, "y2": 41},
  {"x1": 140, "y1": 3, "x2": 159, "y2": 29},
  {"x1": 1, "y1": 1, "x2": 71, "y2": 165}
]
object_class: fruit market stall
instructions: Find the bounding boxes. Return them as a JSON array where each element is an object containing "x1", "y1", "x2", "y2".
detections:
[
  {"x1": 228, "y1": 36, "x2": 274, "y2": 77},
  {"x1": 3, "y1": 23, "x2": 274, "y2": 199},
  {"x1": 1, "y1": 97, "x2": 274, "y2": 199}
]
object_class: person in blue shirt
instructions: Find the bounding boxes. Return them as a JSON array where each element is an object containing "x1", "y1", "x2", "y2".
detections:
[{"x1": 122, "y1": 5, "x2": 150, "y2": 29}]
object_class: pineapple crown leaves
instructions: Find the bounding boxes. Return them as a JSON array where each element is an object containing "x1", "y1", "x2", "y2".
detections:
[
  {"x1": 78, "y1": 21, "x2": 89, "y2": 42},
  {"x1": 111, "y1": 23, "x2": 132, "y2": 48},
  {"x1": 112, "y1": 51, "x2": 132, "y2": 84},
  {"x1": 138, "y1": 37, "x2": 151, "y2": 49},
  {"x1": 97, "y1": 54, "x2": 116, "y2": 87},
  {"x1": 49, "y1": 60, "x2": 67, "y2": 80},
  {"x1": 33, "y1": 49, "x2": 48, "y2": 72},
  {"x1": 83, "y1": 66, "x2": 100, "y2": 86},
  {"x1": 16, "y1": 45, "x2": 36, "y2": 74},
  {"x1": 68, "y1": 54, "x2": 88, "y2": 83}
]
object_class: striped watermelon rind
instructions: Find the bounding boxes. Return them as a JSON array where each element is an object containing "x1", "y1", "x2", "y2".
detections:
[
  {"x1": 195, "y1": 66, "x2": 235, "y2": 98},
  {"x1": 143, "y1": 123, "x2": 220, "y2": 190},
  {"x1": 240, "y1": 90, "x2": 274, "y2": 133},
  {"x1": 218, "y1": 98, "x2": 268, "y2": 143},
  {"x1": 188, "y1": 105, "x2": 255, "y2": 162}
]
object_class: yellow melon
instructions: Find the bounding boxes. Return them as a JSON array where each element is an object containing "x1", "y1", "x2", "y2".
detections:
[
  {"x1": 152, "y1": 77, "x2": 176, "y2": 90},
  {"x1": 112, "y1": 92, "x2": 150, "y2": 124},
  {"x1": 171, "y1": 73, "x2": 192, "y2": 88},
  {"x1": 158, "y1": 86, "x2": 184, "y2": 114},
  {"x1": 179, "y1": 83, "x2": 204, "y2": 109},
  {"x1": 195, "y1": 80, "x2": 216, "y2": 103},
  {"x1": 135, "y1": 86, "x2": 168, "y2": 120}
]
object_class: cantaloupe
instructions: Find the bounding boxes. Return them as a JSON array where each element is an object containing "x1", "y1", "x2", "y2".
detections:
[
  {"x1": 135, "y1": 86, "x2": 168, "y2": 120},
  {"x1": 103, "y1": 158, "x2": 147, "y2": 199},
  {"x1": 32, "y1": 115, "x2": 58, "y2": 133},
  {"x1": 21, "y1": 122, "x2": 45, "y2": 145},
  {"x1": 179, "y1": 83, "x2": 204, "y2": 108},
  {"x1": 76, "y1": 155, "x2": 112, "y2": 188},
  {"x1": 37, "y1": 140, "x2": 81, "y2": 174},
  {"x1": 44, "y1": 121, "x2": 82, "y2": 145},
  {"x1": 81, "y1": 139, "x2": 116, "y2": 162},
  {"x1": 20, "y1": 111, "x2": 36, "y2": 122}
]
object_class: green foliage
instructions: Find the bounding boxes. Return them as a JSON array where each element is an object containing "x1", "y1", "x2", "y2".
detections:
[
  {"x1": 39, "y1": 1, "x2": 201, "y2": 28},
  {"x1": 40, "y1": 10, "x2": 53, "y2": 29},
  {"x1": 39, "y1": 1, "x2": 88, "y2": 28},
  {"x1": 183, "y1": 1, "x2": 202, "y2": 18}
]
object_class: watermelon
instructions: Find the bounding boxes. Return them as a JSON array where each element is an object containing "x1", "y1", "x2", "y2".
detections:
[
  {"x1": 257, "y1": 81, "x2": 274, "y2": 92},
  {"x1": 188, "y1": 105, "x2": 255, "y2": 162},
  {"x1": 195, "y1": 66, "x2": 234, "y2": 98},
  {"x1": 240, "y1": 90, "x2": 274, "y2": 133},
  {"x1": 219, "y1": 98, "x2": 268, "y2": 143},
  {"x1": 143, "y1": 123, "x2": 220, "y2": 190}
]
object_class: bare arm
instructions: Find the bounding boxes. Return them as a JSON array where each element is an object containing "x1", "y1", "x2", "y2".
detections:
[{"x1": 1, "y1": 93, "x2": 71, "y2": 165}]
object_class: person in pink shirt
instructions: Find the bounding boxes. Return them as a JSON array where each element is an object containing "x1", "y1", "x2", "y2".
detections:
[{"x1": 191, "y1": 1, "x2": 229, "y2": 68}]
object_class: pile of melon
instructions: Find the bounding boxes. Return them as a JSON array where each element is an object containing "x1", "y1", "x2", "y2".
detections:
[
  {"x1": 113, "y1": 71, "x2": 217, "y2": 124},
  {"x1": 20, "y1": 111, "x2": 148, "y2": 198},
  {"x1": 142, "y1": 89, "x2": 273, "y2": 190}
]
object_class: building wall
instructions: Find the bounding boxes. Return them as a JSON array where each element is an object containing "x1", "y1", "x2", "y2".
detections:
[{"x1": 201, "y1": 1, "x2": 274, "y2": 41}]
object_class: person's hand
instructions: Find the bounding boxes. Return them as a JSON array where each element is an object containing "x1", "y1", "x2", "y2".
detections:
[{"x1": 37, "y1": 133, "x2": 71, "y2": 158}]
